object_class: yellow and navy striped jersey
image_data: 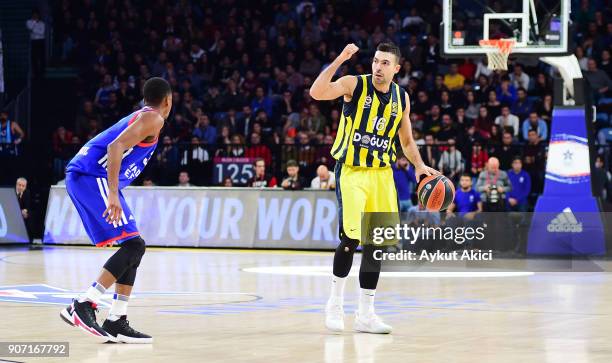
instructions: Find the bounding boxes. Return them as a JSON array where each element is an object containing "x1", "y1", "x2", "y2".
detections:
[{"x1": 331, "y1": 74, "x2": 407, "y2": 168}]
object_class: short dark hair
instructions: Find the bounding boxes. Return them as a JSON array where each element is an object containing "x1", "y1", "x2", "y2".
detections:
[
  {"x1": 460, "y1": 172, "x2": 472, "y2": 179},
  {"x1": 286, "y1": 159, "x2": 298, "y2": 167},
  {"x1": 376, "y1": 42, "x2": 401, "y2": 63},
  {"x1": 143, "y1": 77, "x2": 171, "y2": 106}
]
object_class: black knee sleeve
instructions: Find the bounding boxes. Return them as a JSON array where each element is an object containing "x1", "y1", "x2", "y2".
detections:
[
  {"x1": 103, "y1": 237, "x2": 146, "y2": 279},
  {"x1": 333, "y1": 233, "x2": 360, "y2": 278},
  {"x1": 123, "y1": 237, "x2": 146, "y2": 267},
  {"x1": 116, "y1": 266, "x2": 137, "y2": 286},
  {"x1": 359, "y1": 244, "x2": 382, "y2": 289}
]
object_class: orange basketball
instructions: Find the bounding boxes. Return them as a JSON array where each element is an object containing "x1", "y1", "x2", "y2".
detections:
[{"x1": 417, "y1": 175, "x2": 455, "y2": 211}]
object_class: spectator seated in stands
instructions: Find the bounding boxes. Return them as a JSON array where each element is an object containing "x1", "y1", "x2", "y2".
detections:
[
  {"x1": 223, "y1": 177, "x2": 233, "y2": 187},
  {"x1": 193, "y1": 114, "x2": 217, "y2": 145},
  {"x1": 592, "y1": 156, "x2": 612, "y2": 203},
  {"x1": 447, "y1": 173, "x2": 482, "y2": 219},
  {"x1": 438, "y1": 138, "x2": 463, "y2": 184},
  {"x1": 506, "y1": 157, "x2": 531, "y2": 212},
  {"x1": 443, "y1": 63, "x2": 465, "y2": 92},
  {"x1": 250, "y1": 86, "x2": 274, "y2": 119},
  {"x1": 419, "y1": 133, "x2": 440, "y2": 169},
  {"x1": 310, "y1": 165, "x2": 335, "y2": 190},
  {"x1": 509, "y1": 64, "x2": 530, "y2": 90},
  {"x1": 177, "y1": 171, "x2": 193, "y2": 187},
  {"x1": 248, "y1": 158, "x2": 277, "y2": 188},
  {"x1": 474, "y1": 106, "x2": 494, "y2": 139},
  {"x1": 423, "y1": 105, "x2": 442, "y2": 134},
  {"x1": 470, "y1": 141, "x2": 488, "y2": 177},
  {"x1": 494, "y1": 106, "x2": 519, "y2": 137},
  {"x1": 584, "y1": 59, "x2": 612, "y2": 102},
  {"x1": 521, "y1": 112, "x2": 548, "y2": 141},
  {"x1": 245, "y1": 132, "x2": 272, "y2": 167},
  {"x1": 510, "y1": 87, "x2": 533, "y2": 122},
  {"x1": 142, "y1": 177, "x2": 155, "y2": 187},
  {"x1": 181, "y1": 136, "x2": 211, "y2": 186},
  {"x1": 496, "y1": 77, "x2": 518, "y2": 106},
  {"x1": 523, "y1": 129, "x2": 546, "y2": 194},
  {"x1": 436, "y1": 114, "x2": 458, "y2": 142},
  {"x1": 494, "y1": 131, "x2": 522, "y2": 170},
  {"x1": 476, "y1": 157, "x2": 512, "y2": 212},
  {"x1": 281, "y1": 159, "x2": 306, "y2": 191}
]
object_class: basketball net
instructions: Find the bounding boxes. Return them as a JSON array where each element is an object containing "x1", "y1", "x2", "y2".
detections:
[{"x1": 478, "y1": 39, "x2": 516, "y2": 71}]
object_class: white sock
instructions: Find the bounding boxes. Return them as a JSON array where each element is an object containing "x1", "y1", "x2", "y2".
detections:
[
  {"x1": 328, "y1": 275, "x2": 347, "y2": 305},
  {"x1": 107, "y1": 293, "x2": 129, "y2": 321},
  {"x1": 78, "y1": 282, "x2": 106, "y2": 304},
  {"x1": 358, "y1": 288, "x2": 376, "y2": 316}
]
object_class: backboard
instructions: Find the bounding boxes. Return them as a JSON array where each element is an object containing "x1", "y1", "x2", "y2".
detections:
[{"x1": 441, "y1": 0, "x2": 572, "y2": 57}]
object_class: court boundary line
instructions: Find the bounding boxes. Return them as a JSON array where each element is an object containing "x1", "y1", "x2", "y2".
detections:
[{"x1": 14, "y1": 244, "x2": 335, "y2": 256}]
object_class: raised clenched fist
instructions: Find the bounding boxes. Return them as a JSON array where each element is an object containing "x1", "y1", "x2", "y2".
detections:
[{"x1": 338, "y1": 43, "x2": 359, "y2": 62}]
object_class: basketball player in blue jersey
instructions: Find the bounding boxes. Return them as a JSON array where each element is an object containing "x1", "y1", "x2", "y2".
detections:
[
  {"x1": 311, "y1": 43, "x2": 440, "y2": 334},
  {"x1": 59, "y1": 77, "x2": 172, "y2": 343}
]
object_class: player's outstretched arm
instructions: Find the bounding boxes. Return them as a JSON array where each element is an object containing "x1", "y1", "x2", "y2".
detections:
[
  {"x1": 398, "y1": 92, "x2": 440, "y2": 182},
  {"x1": 309, "y1": 43, "x2": 358, "y2": 101},
  {"x1": 103, "y1": 112, "x2": 164, "y2": 224}
]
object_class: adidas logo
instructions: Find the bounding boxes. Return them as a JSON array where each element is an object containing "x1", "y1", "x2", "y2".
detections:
[
  {"x1": 547, "y1": 207, "x2": 583, "y2": 233},
  {"x1": 128, "y1": 215, "x2": 135, "y2": 221}
]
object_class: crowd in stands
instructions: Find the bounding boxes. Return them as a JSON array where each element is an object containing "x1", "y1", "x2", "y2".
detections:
[{"x1": 46, "y1": 0, "x2": 612, "y2": 209}]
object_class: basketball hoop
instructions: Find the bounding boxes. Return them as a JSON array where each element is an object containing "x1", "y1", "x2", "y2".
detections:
[{"x1": 478, "y1": 39, "x2": 516, "y2": 71}]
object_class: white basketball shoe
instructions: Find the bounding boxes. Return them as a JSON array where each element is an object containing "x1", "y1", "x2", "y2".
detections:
[
  {"x1": 354, "y1": 311, "x2": 392, "y2": 334},
  {"x1": 325, "y1": 300, "x2": 345, "y2": 332}
]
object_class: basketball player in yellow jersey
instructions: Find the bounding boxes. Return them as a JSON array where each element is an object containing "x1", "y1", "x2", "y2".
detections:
[{"x1": 310, "y1": 42, "x2": 440, "y2": 334}]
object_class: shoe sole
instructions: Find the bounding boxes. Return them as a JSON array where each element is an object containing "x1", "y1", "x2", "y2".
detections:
[
  {"x1": 72, "y1": 311, "x2": 111, "y2": 343},
  {"x1": 325, "y1": 323, "x2": 344, "y2": 333},
  {"x1": 354, "y1": 323, "x2": 392, "y2": 334},
  {"x1": 105, "y1": 334, "x2": 153, "y2": 344},
  {"x1": 353, "y1": 321, "x2": 392, "y2": 334},
  {"x1": 354, "y1": 328, "x2": 392, "y2": 334},
  {"x1": 59, "y1": 308, "x2": 75, "y2": 327}
]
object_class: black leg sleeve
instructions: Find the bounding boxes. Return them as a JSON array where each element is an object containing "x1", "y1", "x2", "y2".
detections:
[{"x1": 359, "y1": 244, "x2": 382, "y2": 290}]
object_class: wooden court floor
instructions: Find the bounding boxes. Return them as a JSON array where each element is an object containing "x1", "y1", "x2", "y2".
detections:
[{"x1": 1, "y1": 245, "x2": 612, "y2": 363}]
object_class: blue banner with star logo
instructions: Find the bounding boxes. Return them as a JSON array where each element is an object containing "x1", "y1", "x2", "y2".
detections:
[{"x1": 528, "y1": 107, "x2": 605, "y2": 255}]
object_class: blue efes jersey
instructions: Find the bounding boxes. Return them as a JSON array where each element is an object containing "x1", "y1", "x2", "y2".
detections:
[{"x1": 66, "y1": 107, "x2": 159, "y2": 189}]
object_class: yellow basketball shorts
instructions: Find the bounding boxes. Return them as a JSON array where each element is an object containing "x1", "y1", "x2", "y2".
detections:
[{"x1": 334, "y1": 163, "x2": 399, "y2": 241}]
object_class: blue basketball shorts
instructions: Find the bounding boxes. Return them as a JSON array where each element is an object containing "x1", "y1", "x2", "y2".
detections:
[{"x1": 65, "y1": 172, "x2": 139, "y2": 247}]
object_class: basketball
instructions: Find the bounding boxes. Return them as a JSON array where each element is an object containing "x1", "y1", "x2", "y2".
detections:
[{"x1": 417, "y1": 175, "x2": 456, "y2": 211}]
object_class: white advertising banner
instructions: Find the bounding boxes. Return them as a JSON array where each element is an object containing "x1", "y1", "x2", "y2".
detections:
[{"x1": 44, "y1": 186, "x2": 340, "y2": 249}]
